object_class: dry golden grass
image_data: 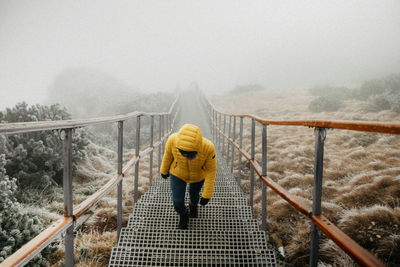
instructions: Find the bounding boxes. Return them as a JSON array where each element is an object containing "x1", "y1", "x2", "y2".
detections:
[{"x1": 212, "y1": 89, "x2": 400, "y2": 266}]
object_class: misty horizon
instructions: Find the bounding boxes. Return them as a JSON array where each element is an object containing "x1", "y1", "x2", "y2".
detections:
[{"x1": 1, "y1": 0, "x2": 400, "y2": 110}]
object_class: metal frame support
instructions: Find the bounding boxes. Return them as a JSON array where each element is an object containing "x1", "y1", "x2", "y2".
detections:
[
  {"x1": 227, "y1": 116, "x2": 232, "y2": 161},
  {"x1": 238, "y1": 117, "x2": 243, "y2": 184},
  {"x1": 261, "y1": 124, "x2": 268, "y2": 231},
  {"x1": 218, "y1": 113, "x2": 222, "y2": 149},
  {"x1": 149, "y1": 116, "x2": 154, "y2": 186},
  {"x1": 230, "y1": 116, "x2": 236, "y2": 174},
  {"x1": 310, "y1": 127, "x2": 327, "y2": 267},
  {"x1": 222, "y1": 115, "x2": 227, "y2": 157},
  {"x1": 249, "y1": 119, "x2": 255, "y2": 211},
  {"x1": 211, "y1": 110, "x2": 214, "y2": 139},
  {"x1": 158, "y1": 115, "x2": 162, "y2": 174},
  {"x1": 117, "y1": 121, "x2": 123, "y2": 241},
  {"x1": 214, "y1": 110, "x2": 217, "y2": 142},
  {"x1": 134, "y1": 116, "x2": 141, "y2": 204},
  {"x1": 62, "y1": 128, "x2": 74, "y2": 267},
  {"x1": 166, "y1": 114, "x2": 170, "y2": 134},
  {"x1": 161, "y1": 115, "x2": 165, "y2": 153}
]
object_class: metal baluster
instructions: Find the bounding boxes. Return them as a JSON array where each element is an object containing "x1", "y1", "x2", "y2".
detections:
[
  {"x1": 167, "y1": 114, "x2": 170, "y2": 133},
  {"x1": 134, "y1": 116, "x2": 141, "y2": 204},
  {"x1": 310, "y1": 127, "x2": 327, "y2": 267},
  {"x1": 62, "y1": 128, "x2": 74, "y2": 267},
  {"x1": 211, "y1": 109, "x2": 214, "y2": 140},
  {"x1": 158, "y1": 115, "x2": 162, "y2": 174},
  {"x1": 218, "y1": 113, "x2": 222, "y2": 149},
  {"x1": 149, "y1": 116, "x2": 154, "y2": 186},
  {"x1": 262, "y1": 124, "x2": 267, "y2": 231},
  {"x1": 230, "y1": 117, "x2": 236, "y2": 174},
  {"x1": 249, "y1": 119, "x2": 255, "y2": 211},
  {"x1": 238, "y1": 117, "x2": 243, "y2": 184},
  {"x1": 117, "y1": 121, "x2": 123, "y2": 240},
  {"x1": 227, "y1": 116, "x2": 232, "y2": 161},
  {"x1": 222, "y1": 115, "x2": 226, "y2": 158},
  {"x1": 161, "y1": 115, "x2": 165, "y2": 153},
  {"x1": 214, "y1": 110, "x2": 217, "y2": 143}
]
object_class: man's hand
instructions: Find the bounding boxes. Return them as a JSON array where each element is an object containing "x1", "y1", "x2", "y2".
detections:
[
  {"x1": 161, "y1": 172, "x2": 169, "y2": 179},
  {"x1": 199, "y1": 197, "x2": 210, "y2": 206}
]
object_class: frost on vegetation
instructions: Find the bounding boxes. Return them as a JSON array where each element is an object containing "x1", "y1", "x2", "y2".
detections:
[
  {"x1": 214, "y1": 88, "x2": 400, "y2": 266},
  {"x1": 0, "y1": 102, "x2": 89, "y2": 189},
  {"x1": 337, "y1": 205, "x2": 400, "y2": 265},
  {"x1": 0, "y1": 155, "x2": 54, "y2": 264}
]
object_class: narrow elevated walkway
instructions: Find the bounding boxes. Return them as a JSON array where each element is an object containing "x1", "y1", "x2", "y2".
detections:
[{"x1": 108, "y1": 91, "x2": 277, "y2": 266}]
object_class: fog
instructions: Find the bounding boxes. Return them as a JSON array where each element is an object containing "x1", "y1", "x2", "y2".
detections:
[{"x1": 1, "y1": 0, "x2": 400, "y2": 109}]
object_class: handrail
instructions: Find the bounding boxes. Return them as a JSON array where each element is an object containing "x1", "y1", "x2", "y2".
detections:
[
  {"x1": 0, "y1": 111, "x2": 172, "y2": 135},
  {"x1": 209, "y1": 103, "x2": 400, "y2": 135},
  {"x1": 205, "y1": 94, "x2": 386, "y2": 267},
  {"x1": 216, "y1": 127, "x2": 312, "y2": 218},
  {"x1": 0, "y1": 95, "x2": 180, "y2": 266}
]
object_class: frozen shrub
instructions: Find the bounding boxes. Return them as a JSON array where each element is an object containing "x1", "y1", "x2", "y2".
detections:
[
  {"x1": 367, "y1": 95, "x2": 391, "y2": 111},
  {"x1": 308, "y1": 96, "x2": 342, "y2": 112},
  {"x1": 0, "y1": 102, "x2": 89, "y2": 188},
  {"x1": 0, "y1": 155, "x2": 53, "y2": 265},
  {"x1": 309, "y1": 85, "x2": 355, "y2": 100},
  {"x1": 386, "y1": 93, "x2": 400, "y2": 112}
]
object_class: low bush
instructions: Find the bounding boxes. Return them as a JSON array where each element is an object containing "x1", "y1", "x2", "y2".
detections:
[
  {"x1": 367, "y1": 95, "x2": 391, "y2": 111},
  {"x1": 0, "y1": 102, "x2": 89, "y2": 189},
  {"x1": 308, "y1": 95, "x2": 342, "y2": 112},
  {"x1": 0, "y1": 155, "x2": 54, "y2": 265}
]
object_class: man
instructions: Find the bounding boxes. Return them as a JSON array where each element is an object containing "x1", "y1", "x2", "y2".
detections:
[{"x1": 160, "y1": 124, "x2": 217, "y2": 229}]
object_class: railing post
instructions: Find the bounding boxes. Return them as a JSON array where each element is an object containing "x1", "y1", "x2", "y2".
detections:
[
  {"x1": 211, "y1": 109, "x2": 214, "y2": 140},
  {"x1": 62, "y1": 128, "x2": 74, "y2": 267},
  {"x1": 166, "y1": 113, "x2": 169, "y2": 133},
  {"x1": 214, "y1": 110, "x2": 217, "y2": 143},
  {"x1": 227, "y1": 116, "x2": 232, "y2": 161},
  {"x1": 262, "y1": 124, "x2": 267, "y2": 231},
  {"x1": 149, "y1": 115, "x2": 154, "y2": 186},
  {"x1": 158, "y1": 115, "x2": 162, "y2": 174},
  {"x1": 230, "y1": 116, "x2": 236, "y2": 174},
  {"x1": 218, "y1": 113, "x2": 222, "y2": 148},
  {"x1": 222, "y1": 115, "x2": 226, "y2": 158},
  {"x1": 310, "y1": 127, "x2": 327, "y2": 267},
  {"x1": 238, "y1": 117, "x2": 243, "y2": 184},
  {"x1": 117, "y1": 121, "x2": 123, "y2": 241},
  {"x1": 249, "y1": 119, "x2": 255, "y2": 211},
  {"x1": 161, "y1": 115, "x2": 165, "y2": 153},
  {"x1": 134, "y1": 116, "x2": 141, "y2": 204}
]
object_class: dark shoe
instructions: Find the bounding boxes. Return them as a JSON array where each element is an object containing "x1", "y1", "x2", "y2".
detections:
[
  {"x1": 178, "y1": 211, "x2": 189, "y2": 229},
  {"x1": 189, "y1": 205, "x2": 198, "y2": 218}
]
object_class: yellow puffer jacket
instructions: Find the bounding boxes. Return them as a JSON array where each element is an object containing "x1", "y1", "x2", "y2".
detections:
[{"x1": 160, "y1": 124, "x2": 217, "y2": 199}]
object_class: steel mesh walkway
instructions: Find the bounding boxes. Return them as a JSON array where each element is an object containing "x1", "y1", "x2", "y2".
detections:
[
  {"x1": 108, "y1": 154, "x2": 277, "y2": 266},
  {"x1": 108, "y1": 90, "x2": 277, "y2": 266}
]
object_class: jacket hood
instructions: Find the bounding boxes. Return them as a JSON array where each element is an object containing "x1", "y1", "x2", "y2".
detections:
[{"x1": 176, "y1": 124, "x2": 202, "y2": 152}]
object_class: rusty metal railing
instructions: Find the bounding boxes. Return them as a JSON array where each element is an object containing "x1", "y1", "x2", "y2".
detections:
[
  {"x1": 201, "y1": 92, "x2": 396, "y2": 267},
  {"x1": 0, "y1": 96, "x2": 180, "y2": 267}
]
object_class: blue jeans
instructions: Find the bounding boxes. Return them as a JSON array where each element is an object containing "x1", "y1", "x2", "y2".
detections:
[{"x1": 170, "y1": 174, "x2": 205, "y2": 214}]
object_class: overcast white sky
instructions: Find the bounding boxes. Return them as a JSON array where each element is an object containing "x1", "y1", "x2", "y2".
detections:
[{"x1": 0, "y1": 0, "x2": 399, "y2": 108}]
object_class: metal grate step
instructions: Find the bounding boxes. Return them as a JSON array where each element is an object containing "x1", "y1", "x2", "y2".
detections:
[
  {"x1": 131, "y1": 203, "x2": 253, "y2": 219},
  {"x1": 127, "y1": 217, "x2": 260, "y2": 231},
  {"x1": 147, "y1": 185, "x2": 243, "y2": 194},
  {"x1": 139, "y1": 195, "x2": 248, "y2": 206},
  {"x1": 118, "y1": 228, "x2": 269, "y2": 251},
  {"x1": 109, "y1": 247, "x2": 277, "y2": 266}
]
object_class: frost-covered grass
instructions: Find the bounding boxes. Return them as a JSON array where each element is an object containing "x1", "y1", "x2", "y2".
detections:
[
  {"x1": 19, "y1": 138, "x2": 162, "y2": 266},
  {"x1": 212, "y1": 89, "x2": 400, "y2": 266}
]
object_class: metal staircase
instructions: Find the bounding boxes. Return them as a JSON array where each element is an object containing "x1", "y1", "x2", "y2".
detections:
[{"x1": 108, "y1": 151, "x2": 277, "y2": 266}]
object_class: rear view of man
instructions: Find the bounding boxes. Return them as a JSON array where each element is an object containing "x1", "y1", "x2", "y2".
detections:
[{"x1": 160, "y1": 124, "x2": 217, "y2": 229}]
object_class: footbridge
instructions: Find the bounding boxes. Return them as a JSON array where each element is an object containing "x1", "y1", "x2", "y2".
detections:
[{"x1": 1, "y1": 90, "x2": 398, "y2": 266}]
